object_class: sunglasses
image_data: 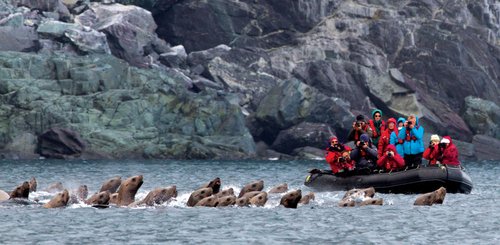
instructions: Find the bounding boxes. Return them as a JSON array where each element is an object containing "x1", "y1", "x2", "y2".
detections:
[{"x1": 374, "y1": 115, "x2": 381, "y2": 118}]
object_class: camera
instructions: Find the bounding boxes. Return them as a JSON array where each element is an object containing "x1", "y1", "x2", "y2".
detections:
[
  {"x1": 338, "y1": 157, "x2": 346, "y2": 162},
  {"x1": 355, "y1": 122, "x2": 361, "y2": 127},
  {"x1": 388, "y1": 152, "x2": 393, "y2": 157},
  {"x1": 358, "y1": 141, "x2": 365, "y2": 147},
  {"x1": 407, "y1": 121, "x2": 412, "y2": 125},
  {"x1": 439, "y1": 142, "x2": 447, "y2": 148}
]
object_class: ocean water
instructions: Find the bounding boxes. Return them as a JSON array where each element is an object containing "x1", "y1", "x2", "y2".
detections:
[{"x1": 0, "y1": 159, "x2": 498, "y2": 244}]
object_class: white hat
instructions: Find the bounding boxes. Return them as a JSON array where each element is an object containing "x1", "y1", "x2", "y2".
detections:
[
  {"x1": 430, "y1": 134, "x2": 440, "y2": 142},
  {"x1": 440, "y1": 138, "x2": 450, "y2": 144}
]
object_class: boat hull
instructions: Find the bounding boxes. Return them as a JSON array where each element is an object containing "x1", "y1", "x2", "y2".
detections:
[{"x1": 304, "y1": 165, "x2": 473, "y2": 194}]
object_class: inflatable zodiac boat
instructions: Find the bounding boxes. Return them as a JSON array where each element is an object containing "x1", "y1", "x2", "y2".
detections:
[{"x1": 304, "y1": 165, "x2": 473, "y2": 194}]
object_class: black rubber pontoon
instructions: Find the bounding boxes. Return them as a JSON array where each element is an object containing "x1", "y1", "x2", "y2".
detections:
[{"x1": 304, "y1": 165, "x2": 473, "y2": 194}]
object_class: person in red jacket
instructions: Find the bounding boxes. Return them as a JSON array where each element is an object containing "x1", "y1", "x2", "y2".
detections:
[
  {"x1": 376, "y1": 144, "x2": 405, "y2": 172},
  {"x1": 423, "y1": 134, "x2": 440, "y2": 165},
  {"x1": 378, "y1": 117, "x2": 397, "y2": 159},
  {"x1": 433, "y1": 136, "x2": 461, "y2": 166},
  {"x1": 325, "y1": 137, "x2": 354, "y2": 174}
]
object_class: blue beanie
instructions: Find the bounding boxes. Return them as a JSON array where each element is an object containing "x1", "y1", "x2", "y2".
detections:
[{"x1": 360, "y1": 134, "x2": 370, "y2": 142}]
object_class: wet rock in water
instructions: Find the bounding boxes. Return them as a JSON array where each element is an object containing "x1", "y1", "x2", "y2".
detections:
[{"x1": 37, "y1": 128, "x2": 86, "y2": 159}]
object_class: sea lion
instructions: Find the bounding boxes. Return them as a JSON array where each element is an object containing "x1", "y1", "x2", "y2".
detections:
[
  {"x1": 235, "y1": 196, "x2": 250, "y2": 207},
  {"x1": 69, "y1": 185, "x2": 89, "y2": 204},
  {"x1": 29, "y1": 177, "x2": 37, "y2": 192},
  {"x1": 249, "y1": 192, "x2": 267, "y2": 207},
  {"x1": 299, "y1": 192, "x2": 315, "y2": 205},
  {"x1": 10, "y1": 181, "x2": 30, "y2": 199},
  {"x1": 187, "y1": 187, "x2": 213, "y2": 207},
  {"x1": 43, "y1": 189, "x2": 70, "y2": 208},
  {"x1": 131, "y1": 186, "x2": 177, "y2": 207},
  {"x1": 280, "y1": 189, "x2": 302, "y2": 209},
  {"x1": 238, "y1": 180, "x2": 264, "y2": 198},
  {"x1": 45, "y1": 182, "x2": 64, "y2": 193},
  {"x1": 414, "y1": 187, "x2": 447, "y2": 206},
  {"x1": 240, "y1": 191, "x2": 263, "y2": 200},
  {"x1": 338, "y1": 199, "x2": 356, "y2": 207},
  {"x1": 0, "y1": 190, "x2": 9, "y2": 201},
  {"x1": 202, "y1": 177, "x2": 221, "y2": 194},
  {"x1": 268, "y1": 183, "x2": 288, "y2": 194},
  {"x1": 99, "y1": 176, "x2": 122, "y2": 193},
  {"x1": 85, "y1": 191, "x2": 110, "y2": 206},
  {"x1": 116, "y1": 175, "x2": 144, "y2": 206},
  {"x1": 194, "y1": 195, "x2": 219, "y2": 207},
  {"x1": 342, "y1": 187, "x2": 375, "y2": 200},
  {"x1": 216, "y1": 195, "x2": 236, "y2": 207},
  {"x1": 214, "y1": 188, "x2": 234, "y2": 198},
  {"x1": 109, "y1": 193, "x2": 119, "y2": 205},
  {"x1": 359, "y1": 198, "x2": 384, "y2": 206}
]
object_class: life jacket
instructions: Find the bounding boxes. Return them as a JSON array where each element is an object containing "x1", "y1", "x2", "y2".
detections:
[{"x1": 369, "y1": 119, "x2": 386, "y2": 138}]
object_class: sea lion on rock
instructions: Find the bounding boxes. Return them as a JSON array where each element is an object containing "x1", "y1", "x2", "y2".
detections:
[
  {"x1": 195, "y1": 195, "x2": 219, "y2": 207},
  {"x1": 249, "y1": 192, "x2": 267, "y2": 207},
  {"x1": 0, "y1": 190, "x2": 9, "y2": 201},
  {"x1": 29, "y1": 177, "x2": 37, "y2": 192},
  {"x1": 85, "y1": 191, "x2": 110, "y2": 206},
  {"x1": 216, "y1": 195, "x2": 236, "y2": 207},
  {"x1": 132, "y1": 186, "x2": 177, "y2": 207},
  {"x1": 360, "y1": 198, "x2": 384, "y2": 206},
  {"x1": 43, "y1": 189, "x2": 70, "y2": 208},
  {"x1": 238, "y1": 180, "x2": 264, "y2": 198},
  {"x1": 45, "y1": 182, "x2": 64, "y2": 193},
  {"x1": 280, "y1": 190, "x2": 302, "y2": 209},
  {"x1": 202, "y1": 177, "x2": 221, "y2": 194},
  {"x1": 299, "y1": 192, "x2": 315, "y2": 205},
  {"x1": 214, "y1": 188, "x2": 234, "y2": 198},
  {"x1": 116, "y1": 175, "x2": 143, "y2": 206},
  {"x1": 10, "y1": 181, "x2": 30, "y2": 199},
  {"x1": 187, "y1": 187, "x2": 213, "y2": 207},
  {"x1": 99, "y1": 176, "x2": 122, "y2": 193},
  {"x1": 414, "y1": 187, "x2": 447, "y2": 206},
  {"x1": 268, "y1": 183, "x2": 288, "y2": 194}
]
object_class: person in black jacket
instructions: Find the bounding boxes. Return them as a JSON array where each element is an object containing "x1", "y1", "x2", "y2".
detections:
[{"x1": 350, "y1": 134, "x2": 378, "y2": 174}]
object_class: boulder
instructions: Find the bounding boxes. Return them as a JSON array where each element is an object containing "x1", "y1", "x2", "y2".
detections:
[
  {"x1": 0, "y1": 26, "x2": 39, "y2": 52},
  {"x1": 472, "y1": 135, "x2": 500, "y2": 160},
  {"x1": 37, "y1": 20, "x2": 110, "y2": 54},
  {"x1": 463, "y1": 96, "x2": 500, "y2": 139},
  {"x1": 37, "y1": 127, "x2": 86, "y2": 159},
  {"x1": 76, "y1": 3, "x2": 167, "y2": 67}
]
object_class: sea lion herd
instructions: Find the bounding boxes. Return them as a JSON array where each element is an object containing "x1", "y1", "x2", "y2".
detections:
[{"x1": 0, "y1": 176, "x2": 447, "y2": 209}]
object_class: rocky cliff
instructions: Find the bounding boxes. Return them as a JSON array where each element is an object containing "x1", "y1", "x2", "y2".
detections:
[{"x1": 0, "y1": 0, "x2": 499, "y2": 160}]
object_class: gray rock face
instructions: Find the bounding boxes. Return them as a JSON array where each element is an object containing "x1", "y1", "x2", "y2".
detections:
[
  {"x1": 271, "y1": 122, "x2": 333, "y2": 154},
  {"x1": 472, "y1": 135, "x2": 500, "y2": 160},
  {"x1": 0, "y1": 26, "x2": 40, "y2": 52},
  {"x1": 0, "y1": 51, "x2": 255, "y2": 159},
  {"x1": 463, "y1": 96, "x2": 500, "y2": 139}
]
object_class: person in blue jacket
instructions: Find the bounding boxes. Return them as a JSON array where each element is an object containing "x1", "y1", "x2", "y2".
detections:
[
  {"x1": 390, "y1": 117, "x2": 406, "y2": 157},
  {"x1": 397, "y1": 115, "x2": 424, "y2": 168}
]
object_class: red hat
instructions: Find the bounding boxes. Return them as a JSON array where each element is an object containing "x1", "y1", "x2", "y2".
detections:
[
  {"x1": 386, "y1": 144, "x2": 396, "y2": 152},
  {"x1": 387, "y1": 118, "x2": 397, "y2": 125},
  {"x1": 330, "y1": 136, "x2": 338, "y2": 142}
]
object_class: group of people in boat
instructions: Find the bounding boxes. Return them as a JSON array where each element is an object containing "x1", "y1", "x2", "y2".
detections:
[{"x1": 325, "y1": 109, "x2": 461, "y2": 175}]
